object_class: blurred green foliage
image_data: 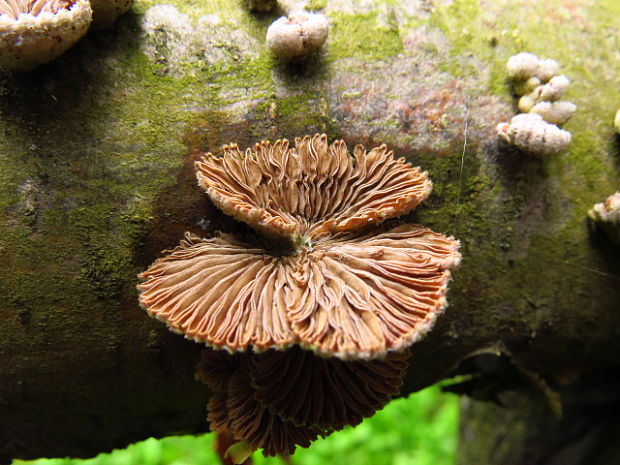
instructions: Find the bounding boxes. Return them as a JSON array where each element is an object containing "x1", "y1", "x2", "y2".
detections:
[{"x1": 14, "y1": 386, "x2": 457, "y2": 465}]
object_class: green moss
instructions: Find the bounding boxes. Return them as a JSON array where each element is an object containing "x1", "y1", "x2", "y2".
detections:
[
  {"x1": 328, "y1": 12, "x2": 404, "y2": 61},
  {"x1": 307, "y1": 0, "x2": 328, "y2": 11},
  {"x1": 423, "y1": 0, "x2": 620, "y2": 292}
]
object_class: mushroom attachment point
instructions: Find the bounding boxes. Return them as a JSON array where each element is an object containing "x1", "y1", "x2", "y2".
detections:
[
  {"x1": 0, "y1": 0, "x2": 92, "y2": 71},
  {"x1": 138, "y1": 134, "x2": 461, "y2": 360}
]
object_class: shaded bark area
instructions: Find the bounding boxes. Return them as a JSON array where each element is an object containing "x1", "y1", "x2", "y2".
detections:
[
  {"x1": 457, "y1": 374, "x2": 620, "y2": 465},
  {"x1": 1, "y1": 0, "x2": 620, "y2": 463}
]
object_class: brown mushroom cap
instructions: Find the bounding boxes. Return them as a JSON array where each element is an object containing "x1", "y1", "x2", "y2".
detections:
[
  {"x1": 195, "y1": 347, "x2": 244, "y2": 392},
  {"x1": 288, "y1": 223, "x2": 460, "y2": 359},
  {"x1": 194, "y1": 134, "x2": 433, "y2": 242},
  {"x1": 207, "y1": 392, "x2": 231, "y2": 433},
  {"x1": 139, "y1": 232, "x2": 297, "y2": 352},
  {"x1": 0, "y1": 0, "x2": 72, "y2": 18},
  {"x1": 0, "y1": 0, "x2": 91, "y2": 71},
  {"x1": 226, "y1": 369, "x2": 322, "y2": 457}
]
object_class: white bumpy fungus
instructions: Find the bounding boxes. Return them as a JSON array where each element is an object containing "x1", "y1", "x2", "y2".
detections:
[
  {"x1": 500, "y1": 52, "x2": 576, "y2": 154},
  {"x1": 588, "y1": 192, "x2": 620, "y2": 246},
  {"x1": 531, "y1": 75, "x2": 570, "y2": 102},
  {"x1": 507, "y1": 52, "x2": 540, "y2": 80},
  {"x1": 497, "y1": 113, "x2": 571, "y2": 156},
  {"x1": 266, "y1": 11, "x2": 329, "y2": 59},
  {"x1": 614, "y1": 109, "x2": 620, "y2": 133},
  {"x1": 89, "y1": 0, "x2": 133, "y2": 30},
  {"x1": 0, "y1": 0, "x2": 92, "y2": 71},
  {"x1": 535, "y1": 58, "x2": 561, "y2": 82},
  {"x1": 530, "y1": 101, "x2": 577, "y2": 126}
]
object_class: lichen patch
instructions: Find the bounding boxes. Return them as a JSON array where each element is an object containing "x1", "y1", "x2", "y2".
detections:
[{"x1": 140, "y1": 4, "x2": 260, "y2": 77}]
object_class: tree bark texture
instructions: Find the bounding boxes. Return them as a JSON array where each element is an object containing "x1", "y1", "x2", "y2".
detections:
[{"x1": 1, "y1": 0, "x2": 620, "y2": 463}]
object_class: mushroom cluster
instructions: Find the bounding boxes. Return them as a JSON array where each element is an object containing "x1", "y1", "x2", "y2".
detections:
[
  {"x1": 138, "y1": 134, "x2": 461, "y2": 459},
  {"x1": 0, "y1": 0, "x2": 133, "y2": 71},
  {"x1": 497, "y1": 52, "x2": 576, "y2": 155}
]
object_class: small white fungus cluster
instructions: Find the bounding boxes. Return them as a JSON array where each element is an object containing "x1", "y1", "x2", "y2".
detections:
[
  {"x1": 0, "y1": 0, "x2": 93, "y2": 71},
  {"x1": 0, "y1": 0, "x2": 134, "y2": 71},
  {"x1": 588, "y1": 192, "x2": 620, "y2": 246},
  {"x1": 497, "y1": 114, "x2": 571, "y2": 157},
  {"x1": 266, "y1": 11, "x2": 329, "y2": 60},
  {"x1": 498, "y1": 52, "x2": 576, "y2": 155}
]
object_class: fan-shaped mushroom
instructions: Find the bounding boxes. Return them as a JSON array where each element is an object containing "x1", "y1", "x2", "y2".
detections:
[
  {"x1": 0, "y1": 0, "x2": 91, "y2": 71},
  {"x1": 139, "y1": 134, "x2": 460, "y2": 360},
  {"x1": 139, "y1": 134, "x2": 461, "y2": 460}
]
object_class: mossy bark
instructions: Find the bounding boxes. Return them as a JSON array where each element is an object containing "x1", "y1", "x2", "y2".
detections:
[{"x1": 1, "y1": 0, "x2": 620, "y2": 463}]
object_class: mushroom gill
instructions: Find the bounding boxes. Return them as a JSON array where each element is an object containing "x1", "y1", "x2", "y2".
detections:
[
  {"x1": 139, "y1": 134, "x2": 460, "y2": 360},
  {"x1": 0, "y1": 0, "x2": 91, "y2": 71},
  {"x1": 197, "y1": 349, "x2": 323, "y2": 459},
  {"x1": 194, "y1": 134, "x2": 433, "y2": 242},
  {"x1": 0, "y1": 0, "x2": 74, "y2": 19},
  {"x1": 139, "y1": 223, "x2": 459, "y2": 360},
  {"x1": 196, "y1": 346, "x2": 409, "y2": 458},
  {"x1": 250, "y1": 345, "x2": 410, "y2": 430}
]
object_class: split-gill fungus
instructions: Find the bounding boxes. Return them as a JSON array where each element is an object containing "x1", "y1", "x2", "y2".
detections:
[
  {"x1": 0, "y1": 0, "x2": 92, "y2": 71},
  {"x1": 195, "y1": 346, "x2": 410, "y2": 462},
  {"x1": 138, "y1": 134, "x2": 461, "y2": 460}
]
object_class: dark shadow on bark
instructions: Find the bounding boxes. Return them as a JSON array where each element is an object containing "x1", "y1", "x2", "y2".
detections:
[
  {"x1": 612, "y1": 133, "x2": 620, "y2": 171},
  {"x1": 457, "y1": 373, "x2": 620, "y2": 465}
]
